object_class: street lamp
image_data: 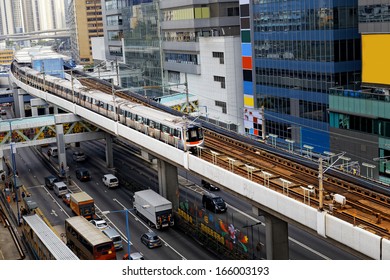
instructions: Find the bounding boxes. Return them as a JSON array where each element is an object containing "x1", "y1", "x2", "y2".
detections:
[
  {"x1": 243, "y1": 221, "x2": 263, "y2": 259},
  {"x1": 102, "y1": 209, "x2": 131, "y2": 259}
]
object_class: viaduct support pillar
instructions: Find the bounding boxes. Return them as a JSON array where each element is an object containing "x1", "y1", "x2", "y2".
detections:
[
  {"x1": 30, "y1": 98, "x2": 48, "y2": 117},
  {"x1": 55, "y1": 123, "x2": 67, "y2": 177},
  {"x1": 253, "y1": 207, "x2": 289, "y2": 260},
  {"x1": 157, "y1": 159, "x2": 178, "y2": 209},
  {"x1": 105, "y1": 134, "x2": 114, "y2": 168},
  {"x1": 13, "y1": 88, "x2": 26, "y2": 118}
]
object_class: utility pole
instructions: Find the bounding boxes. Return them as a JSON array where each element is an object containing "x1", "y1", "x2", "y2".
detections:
[
  {"x1": 261, "y1": 105, "x2": 266, "y2": 141},
  {"x1": 185, "y1": 72, "x2": 189, "y2": 115},
  {"x1": 115, "y1": 59, "x2": 119, "y2": 86},
  {"x1": 71, "y1": 69, "x2": 74, "y2": 103},
  {"x1": 318, "y1": 157, "x2": 324, "y2": 211}
]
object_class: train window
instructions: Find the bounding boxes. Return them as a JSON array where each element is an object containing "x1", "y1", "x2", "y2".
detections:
[
  {"x1": 161, "y1": 125, "x2": 169, "y2": 133},
  {"x1": 136, "y1": 115, "x2": 143, "y2": 123}
]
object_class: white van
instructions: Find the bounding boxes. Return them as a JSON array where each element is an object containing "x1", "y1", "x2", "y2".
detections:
[
  {"x1": 49, "y1": 146, "x2": 58, "y2": 157},
  {"x1": 102, "y1": 227, "x2": 123, "y2": 250},
  {"x1": 53, "y1": 181, "x2": 68, "y2": 197},
  {"x1": 102, "y1": 174, "x2": 119, "y2": 188}
]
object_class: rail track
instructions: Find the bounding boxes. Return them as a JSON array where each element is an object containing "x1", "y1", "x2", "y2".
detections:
[
  {"x1": 77, "y1": 73, "x2": 390, "y2": 238},
  {"x1": 203, "y1": 129, "x2": 390, "y2": 238}
]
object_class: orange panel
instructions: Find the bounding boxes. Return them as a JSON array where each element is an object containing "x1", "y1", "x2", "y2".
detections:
[{"x1": 242, "y1": 56, "x2": 252, "y2": 70}]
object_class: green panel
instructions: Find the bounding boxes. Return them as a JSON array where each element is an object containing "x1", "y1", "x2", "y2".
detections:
[{"x1": 241, "y1": 30, "x2": 250, "y2": 43}]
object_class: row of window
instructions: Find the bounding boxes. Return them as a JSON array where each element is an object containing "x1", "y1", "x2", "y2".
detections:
[
  {"x1": 165, "y1": 53, "x2": 198, "y2": 65},
  {"x1": 331, "y1": 113, "x2": 390, "y2": 138},
  {"x1": 253, "y1": 6, "x2": 358, "y2": 30},
  {"x1": 255, "y1": 68, "x2": 359, "y2": 94},
  {"x1": 163, "y1": 7, "x2": 210, "y2": 21},
  {"x1": 106, "y1": 15, "x2": 122, "y2": 26},
  {"x1": 108, "y1": 30, "x2": 123, "y2": 41},
  {"x1": 254, "y1": 39, "x2": 361, "y2": 62},
  {"x1": 261, "y1": 96, "x2": 328, "y2": 122},
  {"x1": 359, "y1": 4, "x2": 390, "y2": 23}
]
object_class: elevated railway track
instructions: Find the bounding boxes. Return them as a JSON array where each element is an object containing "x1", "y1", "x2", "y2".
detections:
[{"x1": 74, "y1": 71, "x2": 390, "y2": 240}]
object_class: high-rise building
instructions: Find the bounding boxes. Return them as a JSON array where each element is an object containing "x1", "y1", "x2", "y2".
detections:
[
  {"x1": 32, "y1": 0, "x2": 66, "y2": 31},
  {"x1": 327, "y1": 1, "x2": 390, "y2": 182},
  {"x1": 0, "y1": 0, "x2": 24, "y2": 35},
  {"x1": 159, "y1": 1, "x2": 243, "y2": 129},
  {"x1": 68, "y1": 0, "x2": 104, "y2": 64},
  {"x1": 101, "y1": 0, "x2": 129, "y2": 62},
  {"x1": 240, "y1": 0, "x2": 361, "y2": 152},
  {"x1": 0, "y1": 0, "x2": 66, "y2": 35}
]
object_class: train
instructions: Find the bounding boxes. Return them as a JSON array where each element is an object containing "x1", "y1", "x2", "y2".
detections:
[{"x1": 11, "y1": 62, "x2": 204, "y2": 151}]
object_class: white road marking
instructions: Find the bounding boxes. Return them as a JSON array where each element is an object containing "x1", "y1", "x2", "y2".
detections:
[{"x1": 110, "y1": 198, "x2": 187, "y2": 260}]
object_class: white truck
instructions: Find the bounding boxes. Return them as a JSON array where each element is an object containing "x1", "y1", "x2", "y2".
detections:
[{"x1": 133, "y1": 189, "x2": 174, "y2": 229}]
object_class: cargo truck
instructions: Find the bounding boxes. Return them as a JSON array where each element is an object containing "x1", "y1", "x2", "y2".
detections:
[
  {"x1": 133, "y1": 189, "x2": 174, "y2": 229},
  {"x1": 70, "y1": 191, "x2": 95, "y2": 220}
]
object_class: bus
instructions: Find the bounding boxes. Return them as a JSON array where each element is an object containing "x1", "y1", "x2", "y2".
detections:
[
  {"x1": 65, "y1": 216, "x2": 116, "y2": 260},
  {"x1": 22, "y1": 214, "x2": 79, "y2": 260}
]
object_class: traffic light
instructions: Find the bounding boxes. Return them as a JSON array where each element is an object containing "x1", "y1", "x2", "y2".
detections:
[{"x1": 1, "y1": 174, "x2": 5, "y2": 181}]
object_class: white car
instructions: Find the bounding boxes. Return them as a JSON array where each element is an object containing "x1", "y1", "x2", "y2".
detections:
[
  {"x1": 102, "y1": 174, "x2": 119, "y2": 188},
  {"x1": 90, "y1": 219, "x2": 109, "y2": 231}
]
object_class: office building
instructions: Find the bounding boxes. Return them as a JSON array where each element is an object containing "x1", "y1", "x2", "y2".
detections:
[
  {"x1": 328, "y1": 1, "x2": 390, "y2": 182},
  {"x1": 68, "y1": 0, "x2": 104, "y2": 64},
  {"x1": 240, "y1": 0, "x2": 361, "y2": 152}
]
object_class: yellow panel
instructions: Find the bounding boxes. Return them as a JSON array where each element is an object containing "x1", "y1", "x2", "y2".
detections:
[
  {"x1": 201, "y1": 7, "x2": 210, "y2": 18},
  {"x1": 244, "y1": 96, "x2": 254, "y2": 108},
  {"x1": 362, "y1": 34, "x2": 390, "y2": 85},
  {"x1": 195, "y1": 8, "x2": 202, "y2": 18}
]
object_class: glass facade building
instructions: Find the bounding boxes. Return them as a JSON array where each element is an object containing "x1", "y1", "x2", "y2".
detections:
[
  {"x1": 121, "y1": 0, "x2": 163, "y2": 96},
  {"x1": 241, "y1": 0, "x2": 361, "y2": 152},
  {"x1": 325, "y1": 0, "x2": 390, "y2": 182}
]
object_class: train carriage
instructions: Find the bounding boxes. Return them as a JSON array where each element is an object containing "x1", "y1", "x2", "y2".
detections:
[
  {"x1": 12, "y1": 62, "x2": 204, "y2": 151},
  {"x1": 22, "y1": 214, "x2": 79, "y2": 260}
]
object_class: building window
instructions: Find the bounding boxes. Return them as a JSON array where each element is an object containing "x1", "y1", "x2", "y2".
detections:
[
  {"x1": 215, "y1": 101, "x2": 227, "y2": 114},
  {"x1": 227, "y1": 7, "x2": 239, "y2": 16},
  {"x1": 212, "y1": 52, "x2": 224, "y2": 64},
  {"x1": 214, "y1": 76, "x2": 226, "y2": 89}
]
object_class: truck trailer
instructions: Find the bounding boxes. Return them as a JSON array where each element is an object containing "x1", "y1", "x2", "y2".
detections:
[
  {"x1": 70, "y1": 191, "x2": 95, "y2": 220},
  {"x1": 133, "y1": 189, "x2": 174, "y2": 229}
]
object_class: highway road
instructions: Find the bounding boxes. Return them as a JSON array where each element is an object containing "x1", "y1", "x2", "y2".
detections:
[{"x1": 8, "y1": 138, "x2": 360, "y2": 260}]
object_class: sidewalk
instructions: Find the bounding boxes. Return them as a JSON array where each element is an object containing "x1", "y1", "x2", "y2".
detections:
[{"x1": 0, "y1": 184, "x2": 31, "y2": 260}]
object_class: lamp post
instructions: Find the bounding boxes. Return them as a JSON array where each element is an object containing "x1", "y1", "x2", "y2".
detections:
[
  {"x1": 102, "y1": 209, "x2": 131, "y2": 259},
  {"x1": 243, "y1": 221, "x2": 262, "y2": 259}
]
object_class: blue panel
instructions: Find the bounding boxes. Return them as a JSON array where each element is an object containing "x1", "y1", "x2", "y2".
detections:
[
  {"x1": 241, "y1": 43, "x2": 251, "y2": 57},
  {"x1": 32, "y1": 58, "x2": 64, "y2": 79},
  {"x1": 301, "y1": 127, "x2": 330, "y2": 153},
  {"x1": 243, "y1": 81, "x2": 253, "y2": 95},
  {"x1": 257, "y1": 85, "x2": 329, "y2": 104}
]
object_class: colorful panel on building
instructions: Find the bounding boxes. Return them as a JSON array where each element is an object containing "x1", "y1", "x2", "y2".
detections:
[{"x1": 362, "y1": 34, "x2": 390, "y2": 86}]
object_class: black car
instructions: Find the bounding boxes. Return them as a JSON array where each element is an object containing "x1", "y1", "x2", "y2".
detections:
[
  {"x1": 202, "y1": 193, "x2": 227, "y2": 213},
  {"x1": 141, "y1": 232, "x2": 162, "y2": 249},
  {"x1": 44, "y1": 175, "x2": 59, "y2": 190},
  {"x1": 75, "y1": 168, "x2": 91, "y2": 182},
  {"x1": 201, "y1": 180, "x2": 220, "y2": 191}
]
